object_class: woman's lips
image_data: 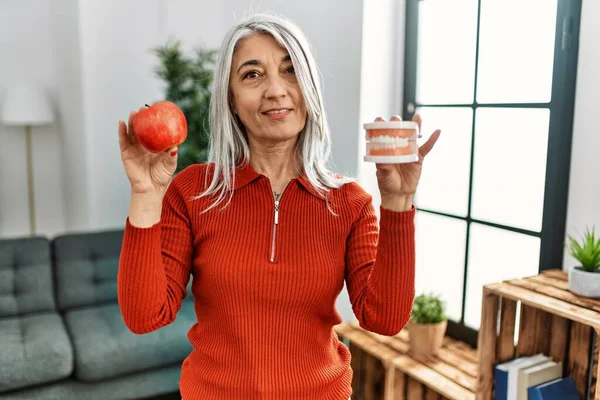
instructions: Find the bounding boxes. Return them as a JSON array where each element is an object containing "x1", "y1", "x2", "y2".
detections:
[{"x1": 263, "y1": 108, "x2": 291, "y2": 120}]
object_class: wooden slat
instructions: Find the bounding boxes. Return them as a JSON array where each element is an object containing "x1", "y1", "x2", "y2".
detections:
[
  {"x1": 443, "y1": 337, "x2": 479, "y2": 364},
  {"x1": 387, "y1": 356, "x2": 475, "y2": 399},
  {"x1": 384, "y1": 367, "x2": 406, "y2": 400},
  {"x1": 594, "y1": 329, "x2": 600, "y2": 400},
  {"x1": 549, "y1": 315, "x2": 569, "y2": 364},
  {"x1": 436, "y1": 348, "x2": 478, "y2": 378},
  {"x1": 526, "y1": 274, "x2": 570, "y2": 291},
  {"x1": 484, "y1": 282, "x2": 600, "y2": 329},
  {"x1": 509, "y1": 277, "x2": 600, "y2": 313},
  {"x1": 364, "y1": 352, "x2": 377, "y2": 400},
  {"x1": 425, "y1": 386, "x2": 442, "y2": 400},
  {"x1": 407, "y1": 355, "x2": 476, "y2": 392},
  {"x1": 592, "y1": 329, "x2": 598, "y2": 400},
  {"x1": 342, "y1": 326, "x2": 476, "y2": 399},
  {"x1": 362, "y1": 353, "x2": 386, "y2": 400},
  {"x1": 349, "y1": 342, "x2": 364, "y2": 399},
  {"x1": 515, "y1": 305, "x2": 551, "y2": 357},
  {"x1": 354, "y1": 325, "x2": 477, "y2": 393},
  {"x1": 407, "y1": 377, "x2": 424, "y2": 399},
  {"x1": 363, "y1": 329, "x2": 478, "y2": 378},
  {"x1": 365, "y1": 331, "x2": 410, "y2": 353},
  {"x1": 496, "y1": 297, "x2": 517, "y2": 362},
  {"x1": 363, "y1": 322, "x2": 478, "y2": 364},
  {"x1": 475, "y1": 289, "x2": 498, "y2": 400},
  {"x1": 540, "y1": 269, "x2": 568, "y2": 281},
  {"x1": 568, "y1": 322, "x2": 592, "y2": 399},
  {"x1": 396, "y1": 329, "x2": 409, "y2": 342}
]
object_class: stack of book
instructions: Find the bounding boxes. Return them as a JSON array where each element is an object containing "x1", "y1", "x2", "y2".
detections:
[{"x1": 494, "y1": 353, "x2": 580, "y2": 399}]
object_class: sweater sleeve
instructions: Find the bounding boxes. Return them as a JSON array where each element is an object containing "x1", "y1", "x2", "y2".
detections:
[
  {"x1": 344, "y1": 196, "x2": 416, "y2": 336},
  {"x1": 117, "y1": 178, "x2": 194, "y2": 334}
]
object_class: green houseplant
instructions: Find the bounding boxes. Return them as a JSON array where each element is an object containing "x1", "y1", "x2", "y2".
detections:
[
  {"x1": 566, "y1": 226, "x2": 600, "y2": 298},
  {"x1": 152, "y1": 39, "x2": 217, "y2": 173},
  {"x1": 406, "y1": 293, "x2": 448, "y2": 357}
]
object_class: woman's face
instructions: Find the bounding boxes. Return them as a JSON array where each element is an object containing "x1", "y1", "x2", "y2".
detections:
[{"x1": 229, "y1": 33, "x2": 308, "y2": 144}]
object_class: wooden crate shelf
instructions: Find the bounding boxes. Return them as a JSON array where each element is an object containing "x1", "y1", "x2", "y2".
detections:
[
  {"x1": 476, "y1": 269, "x2": 600, "y2": 400},
  {"x1": 334, "y1": 321, "x2": 477, "y2": 400}
]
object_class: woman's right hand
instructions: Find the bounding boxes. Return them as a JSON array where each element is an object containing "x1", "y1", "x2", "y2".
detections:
[{"x1": 118, "y1": 109, "x2": 179, "y2": 196}]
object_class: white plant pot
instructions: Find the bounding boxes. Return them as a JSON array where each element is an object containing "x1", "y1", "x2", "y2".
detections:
[{"x1": 568, "y1": 266, "x2": 600, "y2": 298}]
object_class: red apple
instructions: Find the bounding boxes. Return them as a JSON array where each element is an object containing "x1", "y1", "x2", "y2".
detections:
[{"x1": 132, "y1": 101, "x2": 187, "y2": 153}]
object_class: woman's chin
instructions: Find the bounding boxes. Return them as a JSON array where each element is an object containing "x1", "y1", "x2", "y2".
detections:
[{"x1": 252, "y1": 129, "x2": 302, "y2": 143}]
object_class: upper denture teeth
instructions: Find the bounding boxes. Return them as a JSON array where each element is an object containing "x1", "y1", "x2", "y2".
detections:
[
  {"x1": 265, "y1": 109, "x2": 289, "y2": 115},
  {"x1": 369, "y1": 135, "x2": 409, "y2": 147}
]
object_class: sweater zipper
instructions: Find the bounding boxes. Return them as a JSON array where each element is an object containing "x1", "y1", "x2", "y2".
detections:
[{"x1": 270, "y1": 181, "x2": 290, "y2": 263}]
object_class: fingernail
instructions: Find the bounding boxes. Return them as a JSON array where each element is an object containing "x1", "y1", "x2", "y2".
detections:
[{"x1": 170, "y1": 151, "x2": 177, "y2": 157}]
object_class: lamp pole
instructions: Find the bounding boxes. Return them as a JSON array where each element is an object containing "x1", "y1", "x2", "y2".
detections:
[{"x1": 25, "y1": 125, "x2": 36, "y2": 235}]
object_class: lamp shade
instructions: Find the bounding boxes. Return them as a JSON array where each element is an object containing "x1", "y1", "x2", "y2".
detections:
[{"x1": 1, "y1": 82, "x2": 54, "y2": 126}]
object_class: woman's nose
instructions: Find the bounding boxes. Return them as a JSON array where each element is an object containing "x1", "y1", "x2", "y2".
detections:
[{"x1": 263, "y1": 75, "x2": 286, "y2": 99}]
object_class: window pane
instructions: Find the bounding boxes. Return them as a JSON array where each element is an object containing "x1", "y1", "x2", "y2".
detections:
[
  {"x1": 415, "y1": 212, "x2": 467, "y2": 322},
  {"x1": 415, "y1": 107, "x2": 472, "y2": 217},
  {"x1": 471, "y1": 108, "x2": 549, "y2": 232},
  {"x1": 417, "y1": 0, "x2": 478, "y2": 104},
  {"x1": 476, "y1": 0, "x2": 557, "y2": 103},
  {"x1": 464, "y1": 224, "x2": 540, "y2": 329}
]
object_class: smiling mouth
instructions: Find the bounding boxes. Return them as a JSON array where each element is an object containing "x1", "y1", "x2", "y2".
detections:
[
  {"x1": 263, "y1": 108, "x2": 292, "y2": 115},
  {"x1": 262, "y1": 108, "x2": 292, "y2": 120}
]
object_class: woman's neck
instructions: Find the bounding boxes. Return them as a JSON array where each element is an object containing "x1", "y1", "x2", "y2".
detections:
[{"x1": 248, "y1": 139, "x2": 301, "y2": 193}]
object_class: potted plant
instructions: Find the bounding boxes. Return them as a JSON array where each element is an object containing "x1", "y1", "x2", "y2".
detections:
[
  {"x1": 152, "y1": 39, "x2": 217, "y2": 173},
  {"x1": 406, "y1": 293, "x2": 448, "y2": 357},
  {"x1": 566, "y1": 226, "x2": 600, "y2": 298}
]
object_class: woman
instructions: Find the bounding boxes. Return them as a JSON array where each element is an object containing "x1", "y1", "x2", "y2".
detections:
[{"x1": 117, "y1": 12, "x2": 440, "y2": 400}]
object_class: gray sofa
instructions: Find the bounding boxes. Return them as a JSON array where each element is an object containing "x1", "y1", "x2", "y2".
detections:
[{"x1": 0, "y1": 230, "x2": 195, "y2": 400}]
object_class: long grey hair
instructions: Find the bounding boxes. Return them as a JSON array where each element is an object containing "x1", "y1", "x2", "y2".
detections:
[{"x1": 194, "y1": 12, "x2": 355, "y2": 212}]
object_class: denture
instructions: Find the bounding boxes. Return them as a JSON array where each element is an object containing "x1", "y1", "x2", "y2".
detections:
[{"x1": 363, "y1": 121, "x2": 420, "y2": 163}]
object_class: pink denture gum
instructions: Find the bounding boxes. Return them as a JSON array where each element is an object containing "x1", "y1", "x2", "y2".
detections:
[{"x1": 363, "y1": 120, "x2": 420, "y2": 163}]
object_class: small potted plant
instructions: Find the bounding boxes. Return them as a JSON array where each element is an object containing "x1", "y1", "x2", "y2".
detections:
[
  {"x1": 406, "y1": 293, "x2": 448, "y2": 357},
  {"x1": 566, "y1": 226, "x2": 600, "y2": 298}
]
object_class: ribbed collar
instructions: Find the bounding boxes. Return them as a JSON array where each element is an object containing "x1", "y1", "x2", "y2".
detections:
[{"x1": 232, "y1": 162, "x2": 325, "y2": 200}]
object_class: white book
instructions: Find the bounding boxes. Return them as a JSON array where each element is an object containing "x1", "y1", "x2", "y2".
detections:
[
  {"x1": 506, "y1": 353, "x2": 551, "y2": 399},
  {"x1": 516, "y1": 360, "x2": 563, "y2": 400}
]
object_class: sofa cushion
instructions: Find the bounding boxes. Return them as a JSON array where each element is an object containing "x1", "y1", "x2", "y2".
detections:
[
  {"x1": 52, "y1": 230, "x2": 193, "y2": 311},
  {"x1": 0, "y1": 237, "x2": 55, "y2": 318},
  {"x1": 0, "y1": 312, "x2": 73, "y2": 393},
  {"x1": 0, "y1": 364, "x2": 182, "y2": 400},
  {"x1": 52, "y1": 230, "x2": 124, "y2": 310},
  {"x1": 64, "y1": 301, "x2": 195, "y2": 381}
]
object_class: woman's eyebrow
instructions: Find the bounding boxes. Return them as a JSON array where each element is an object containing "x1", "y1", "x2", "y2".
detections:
[{"x1": 237, "y1": 55, "x2": 292, "y2": 73}]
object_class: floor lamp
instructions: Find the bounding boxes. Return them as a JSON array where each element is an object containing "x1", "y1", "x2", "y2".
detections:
[{"x1": 1, "y1": 83, "x2": 55, "y2": 235}]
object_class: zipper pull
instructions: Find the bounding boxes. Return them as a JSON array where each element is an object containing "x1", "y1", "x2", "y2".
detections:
[{"x1": 274, "y1": 200, "x2": 279, "y2": 224}]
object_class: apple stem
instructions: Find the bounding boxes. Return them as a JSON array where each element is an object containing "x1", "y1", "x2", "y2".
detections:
[{"x1": 145, "y1": 104, "x2": 150, "y2": 107}]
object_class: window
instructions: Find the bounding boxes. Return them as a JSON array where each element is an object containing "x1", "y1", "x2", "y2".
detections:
[{"x1": 403, "y1": 0, "x2": 582, "y2": 347}]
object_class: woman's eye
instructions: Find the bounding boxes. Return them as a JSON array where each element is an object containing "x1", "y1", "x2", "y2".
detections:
[
  {"x1": 285, "y1": 66, "x2": 295, "y2": 74},
  {"x1": 243, "y1": 70, "x2": 259, "y2": 79}
]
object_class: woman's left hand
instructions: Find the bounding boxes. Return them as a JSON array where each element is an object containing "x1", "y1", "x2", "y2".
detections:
[{"x1": 374, "y1": 114, "x2": 441, "y2": 211}]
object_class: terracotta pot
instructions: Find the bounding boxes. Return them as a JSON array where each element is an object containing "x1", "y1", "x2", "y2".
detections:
[{"x1": 406, "y1": 319, "x2": 447, "y2": 357}]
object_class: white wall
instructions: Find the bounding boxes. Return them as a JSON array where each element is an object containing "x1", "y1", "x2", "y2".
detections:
[
  {"x1": 0, "y1": 0, "x2": 66, "y2": 238},
  {"x1": 358, "y1": 0, "x2": 406, "y2": 216},
  {"x1": 76, "y1": 0, "x2": 230, "y2": 232},
  {"x1": 562, "y1": 0, "x2": 600, "y2": 270},
  {"x1": 51, "y1": 0, "x2": 90, "y2": 233},
  {"x1": 1, "y1": 0, "x2": 598, "y2": 276}
]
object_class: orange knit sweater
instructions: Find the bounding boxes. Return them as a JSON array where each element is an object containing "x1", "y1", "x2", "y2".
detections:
[{"x1": 117, "y1": 163, "x2": 416, "y2": 400}]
